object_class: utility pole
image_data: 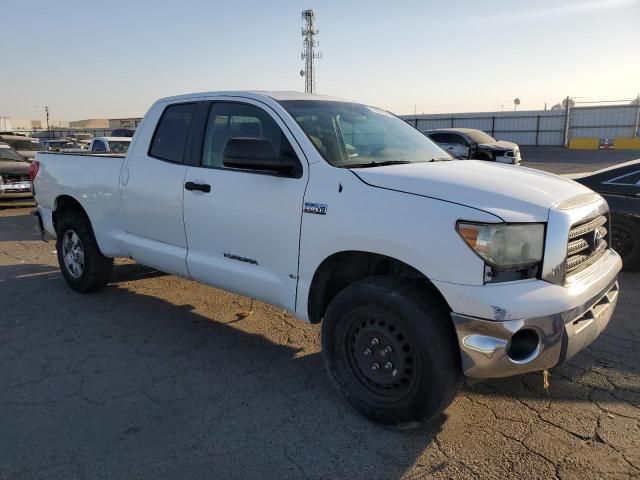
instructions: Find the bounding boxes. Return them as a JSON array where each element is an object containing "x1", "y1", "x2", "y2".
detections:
[
  {"x1": 563, "y1": 96, "x2": 572, "y2": 147},
  {"x1": 34, "y1": 105, "x2": 50, "y2": 131},
  {"x1": 634, "y1": 94, "x2": 640, "y2": 138},
  {"x1": 301, "y1": 9, "x2": 321, "y2": 93}
]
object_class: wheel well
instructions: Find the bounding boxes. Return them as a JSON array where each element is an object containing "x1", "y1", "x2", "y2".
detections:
[
  {"x1": 52, "y1": 195, "x2": 87, "y2": 234},
  {"x1": 307, "y1": 251, "x2": 447, "y2": 324}
]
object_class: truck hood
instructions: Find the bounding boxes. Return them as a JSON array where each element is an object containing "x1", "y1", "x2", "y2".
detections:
[
  {"x1": 479, "y1": 140, "x2": 518, "y2": 151},
  {"x1": 352, "y1": 160, "x2": 594, "y2": 222},
  {"x1": 0, "y1": 161, "x2": 30, "y2": 175}
]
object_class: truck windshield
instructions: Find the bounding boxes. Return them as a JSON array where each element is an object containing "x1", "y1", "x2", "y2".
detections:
[
  {"x1": 0, "y1": 144, "x2": 26, "y2": 161},
  {"x1": 279, "y1": 100, "x2": 451, "y2": 168},
  {"x1": 466, "y1": 130, "x2": 496, "y2": 144}
]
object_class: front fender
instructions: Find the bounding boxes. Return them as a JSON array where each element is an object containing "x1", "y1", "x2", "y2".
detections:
[{"x1": 295, "y1": 163, "x2": 500, "y2": 320}]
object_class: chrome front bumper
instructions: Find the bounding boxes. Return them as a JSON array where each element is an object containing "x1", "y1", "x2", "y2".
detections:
[
  {"x1": 0, "y1": 186, "x2": 33, "y2": 201},
  {"x1": 451, "y1": 279, "x2": 619, "y2": 379}
]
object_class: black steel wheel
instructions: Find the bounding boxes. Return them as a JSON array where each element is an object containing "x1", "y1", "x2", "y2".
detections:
[
  {"x1": 611, "y1": 216, "x2": 640, "y2": 271},
  {"x1": 346, "y1": 308, "x2": 419, "y2": 402},
  {"x1": 322, "y1": 276, "x2": 462, "y2": 426}
]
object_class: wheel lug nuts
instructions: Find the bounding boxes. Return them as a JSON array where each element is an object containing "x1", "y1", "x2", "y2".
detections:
[
  {"x1": 392, "y1": 369, "x2": 398, "y2": 377},
  {"x1": 370, "y1": 338, "x2": 379, "y2": 346},
  {"x1": 381, "y1": 346, "x2": 392, "y2": 356},
  {"x1": 384, "y1": 362, "x2": 393, "y2": 370},
  {"x1": 371, "y1": 363, "x2": 380, "y2": 371},
  {"x1": 363, "y1": 348, "x2": 371, "y2": 356}
]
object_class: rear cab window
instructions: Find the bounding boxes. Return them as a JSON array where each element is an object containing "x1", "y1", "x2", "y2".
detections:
[
  {"x1": 92, "y1": 140, "x2": 106, "y2": 152},
  {"x1": 149, "y1": 103, "x2": 196, "y2": 163}
]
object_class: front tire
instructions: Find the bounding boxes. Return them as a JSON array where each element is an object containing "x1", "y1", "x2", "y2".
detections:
[
  {"x1": 56, "y1": 213, "x2": 113, "y2": 292},
  {"x1": 321, "y1": 276, "x2": 462, "y2": 425},
  {"x1": 612, "y1": 216, "x2": 640, "y2": 271}
]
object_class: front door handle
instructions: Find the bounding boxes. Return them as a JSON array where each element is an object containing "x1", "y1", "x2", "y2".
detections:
[{"x1": 185, "y1": 181, "x2": 211, "y2": 193}]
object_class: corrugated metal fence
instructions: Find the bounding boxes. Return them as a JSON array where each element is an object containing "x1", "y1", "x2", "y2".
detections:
[{"x1": 401, "y1": 104, "x2": 640, "y2": 146}]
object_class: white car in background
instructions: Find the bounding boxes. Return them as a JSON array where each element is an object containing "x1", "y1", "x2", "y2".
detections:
[
  {"x1": 43, "y1": 139, "x2": 86, "y2": 153},
  {"x1": 88, "y1": 137, "x2": 132, "y2": 153}
]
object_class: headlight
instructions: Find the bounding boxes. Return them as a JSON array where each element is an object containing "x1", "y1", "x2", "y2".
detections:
[{"x1": 457, "y1": 222, "x2": 545, "y2": 282}]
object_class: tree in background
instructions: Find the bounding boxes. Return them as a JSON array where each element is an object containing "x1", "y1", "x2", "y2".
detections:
[{"x1": 551, "y1": 98, "x2": 575, "y2": 111}]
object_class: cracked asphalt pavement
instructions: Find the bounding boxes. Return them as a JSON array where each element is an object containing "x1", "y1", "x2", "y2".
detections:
[{"x1": 1, "y1": 155, "x2": 639, "y2": 479}]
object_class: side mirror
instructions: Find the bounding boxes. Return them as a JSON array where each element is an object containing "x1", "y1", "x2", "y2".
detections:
[{"x1": 223, "y1": 138, "x2": 297, "y2": 175}]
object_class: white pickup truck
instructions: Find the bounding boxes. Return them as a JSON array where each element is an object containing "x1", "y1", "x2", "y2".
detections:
[{"x1": 32, "y1": 91, "x2": 621, "y2": 425}]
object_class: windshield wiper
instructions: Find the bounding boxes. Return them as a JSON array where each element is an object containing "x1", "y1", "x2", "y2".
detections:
[
  {"x1": 346, "y1": 160, "x2": 413, "y2": 169},
  {"x1": 428, "y1": 157, "x2": 452, "y2": 162}
]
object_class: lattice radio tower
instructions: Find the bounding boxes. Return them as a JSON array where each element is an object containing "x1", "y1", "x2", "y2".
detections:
[{"x1": 301, "y1": 9, "x2": 321, "y2": 93}]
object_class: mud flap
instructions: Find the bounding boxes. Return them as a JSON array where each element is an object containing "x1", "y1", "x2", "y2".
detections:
[{"x1": 31, "y1": 208, "x2": 48, "y2": 242}]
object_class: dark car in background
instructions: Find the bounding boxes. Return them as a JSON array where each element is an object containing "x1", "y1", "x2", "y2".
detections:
[
  {"x1": 110, "y1": 128, "x2": 135, "y2": 137},
  {"x1": 568, "y1": 160, "x2": 640, "y2": 270},
  {"x1": 424, "y1": 128, "x2": 521, "y2": 165},
  {"x1": 0, "y1": 142, "x2": 32, "y2": 205},
  {"x1": 0, "y1": 135, "x2": 46, "y2": 161}
]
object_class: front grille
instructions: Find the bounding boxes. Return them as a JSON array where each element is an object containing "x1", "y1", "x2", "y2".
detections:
[
  {"x1": 1, "y1": 173, "x2": 30, "y2": 184},
  {"x1": 566, "y1": 215, "x2": 608, "y2": 275}
]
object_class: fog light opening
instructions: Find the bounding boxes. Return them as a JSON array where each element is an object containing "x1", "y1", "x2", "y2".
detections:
[{"x1": 507, "y1": 329, "x2": 540, "y2": 363}]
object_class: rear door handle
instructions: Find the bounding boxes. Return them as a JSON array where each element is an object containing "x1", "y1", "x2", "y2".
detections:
[{"x1": 185, "y1": 181, "x2": 211, "y2": 193}]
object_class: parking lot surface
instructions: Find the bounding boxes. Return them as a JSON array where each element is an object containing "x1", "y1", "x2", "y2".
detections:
[
  {"x1": 1, "y1": 152, "x2": 639, "y2": 479},
  {"x1": 521, "y1": 146, "x2": 640, "y2": 174}
]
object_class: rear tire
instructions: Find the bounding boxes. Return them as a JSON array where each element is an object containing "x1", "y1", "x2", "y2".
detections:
[
  {"x1": 56, "y1": 212, "x2": 113, "y2": 292},
  {"x1": 612, "y1": 216, "x2": 640, "y2": 271},
  {"x1": 321, "y1": 276, "x2": 462, "y2": 425}
]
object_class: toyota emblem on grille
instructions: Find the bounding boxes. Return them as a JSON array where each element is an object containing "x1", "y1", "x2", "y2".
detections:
[{"x1": 592, "y1": 228, "x2": 604, "y2": 249}]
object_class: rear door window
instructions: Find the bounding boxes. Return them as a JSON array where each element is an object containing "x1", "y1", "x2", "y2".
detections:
[{"x1": 149, "y1": 103, "x2": 196, "y2": 163}]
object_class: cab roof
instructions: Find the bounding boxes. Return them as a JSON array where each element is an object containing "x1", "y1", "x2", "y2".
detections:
[{"x1": 155, "y1": 90, "x2": 349, "y2": 104}]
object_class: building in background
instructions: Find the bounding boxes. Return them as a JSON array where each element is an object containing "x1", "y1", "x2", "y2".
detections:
[
  {"x1": 109, "y1": 118, "x2": 142, "y2": 129},
  {"x1": 0, "y1": 116, "x2": 67, "y2": 131},
  {"x1": 69, "y1": 118, "x2": 142, "y2": 129},
  {"x1": 69, "y1": 118, "x2": 110, "y2": 129}
]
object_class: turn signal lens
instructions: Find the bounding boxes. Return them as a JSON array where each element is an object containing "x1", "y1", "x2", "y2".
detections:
[{"x1": 458, "y1": 226, "x2": 479, "y2": 248}]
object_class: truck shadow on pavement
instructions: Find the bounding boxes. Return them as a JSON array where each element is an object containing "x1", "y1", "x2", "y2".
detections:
[
  {"x1": 0, "y1": 211, "x2": 42, "y2": 242},
  {"x1": 1, "y1": 262, "x2": 451, "y2": 479}
]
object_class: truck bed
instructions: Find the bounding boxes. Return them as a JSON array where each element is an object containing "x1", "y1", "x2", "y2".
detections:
[{"x1": 34, "y1": 151, "x2": 128, "y2": 257}]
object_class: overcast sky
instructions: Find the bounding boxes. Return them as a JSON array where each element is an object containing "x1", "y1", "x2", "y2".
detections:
[{"x1": 2, "y1": 0, "x2": 639, "y2": 123}]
